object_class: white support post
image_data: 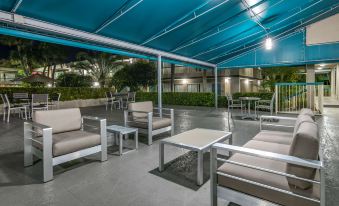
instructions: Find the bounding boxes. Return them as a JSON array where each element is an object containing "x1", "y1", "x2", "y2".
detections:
[
  {"x1": 157, "y1": 55, "x2": 162, "y2": 117},
  {"x1": 214, "y1": 67, "x2": 218, "y2": 108}
]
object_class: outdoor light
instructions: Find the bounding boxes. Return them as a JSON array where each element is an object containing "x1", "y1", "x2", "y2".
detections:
[
  {"x1": 245, "y1": 79, "x2": 249, "y2": 84},
  {"x1": 93, "y1": 82, "x2": 100, "y2": 87},
  {"x1": 47, "y1": 83, "x2": 52, "y2": 87},
  {"x1": 182, "y1": 79, "x2": 188, "y2": 84},
  {"x1": 319, "y1": 64, "x2": 325, "y2": 67},
  {"x1": 225, "y1": 78, "x2": 230, "y2": 83},
  {"x1": 265, "y1": 37, "x2": 273, "y2": 50}
]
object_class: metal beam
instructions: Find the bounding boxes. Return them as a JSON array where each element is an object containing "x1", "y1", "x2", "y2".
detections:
[
  {"x1": 141, "y1": 0, "x2": 230, "y2": 45},
  {"x1": 95, "y1": 0, "x2": 143, "y2": 33},
  {"x1": 0, "y1": 10, "x2": 215, "y2": 68},
  {"x1": 157, "y1": 55, "x2": 162, "y2": 117},
  {"x1": 241, "y1": 0, "x2": 268, "y2": 34},
  {"x1": 172, "y1": 0, "x2": 276, "y2": 53},
  {"x1": 11, "y1": 0, "x2": 23, "y2": 13},
  {"x1": 214, "y1": 67, "x2": 218, "y2": 108}
]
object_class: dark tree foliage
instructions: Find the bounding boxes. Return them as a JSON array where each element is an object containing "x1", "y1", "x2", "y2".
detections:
[
  {"x1": 56, "y1": 73, "x2": 92, "y2": 87},
  {"x1": 112, "y1": 61, "x2": 156, "y2": 91}
]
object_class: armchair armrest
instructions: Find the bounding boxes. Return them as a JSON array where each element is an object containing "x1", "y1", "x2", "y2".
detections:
[
  {"x1": 212, "y1": 143, "x2": 322, "y2": 169},
  {"x1": 25, "y1": 121, "x2": 51, "y2": 131},
  {"x1": 82, "y1": 115, "x2": 105, "y2": 121}
]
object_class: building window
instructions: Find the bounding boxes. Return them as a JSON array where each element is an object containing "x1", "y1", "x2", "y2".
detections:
[
  {"x1": 175, "y1": 84, "x2": 186, "y2": 92},
  {"x1": 187, "y1": 84, "x2": 200, "y2": 92}
]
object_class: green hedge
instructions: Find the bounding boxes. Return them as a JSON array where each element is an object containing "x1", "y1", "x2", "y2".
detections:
[
  {"x1": 0, "y1": 87, "x2": 273, "y2": 108},
  {"x1": 0, "y1": 87, "x2": 112, "y2": 101},
  {"x1": 136, "y1": 92, "x2": 273, "y2": 108}
]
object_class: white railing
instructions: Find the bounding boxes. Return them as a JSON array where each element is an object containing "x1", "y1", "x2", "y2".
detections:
[{"x1": 275, "y1": 82, "x2": 324, "y2": 114}]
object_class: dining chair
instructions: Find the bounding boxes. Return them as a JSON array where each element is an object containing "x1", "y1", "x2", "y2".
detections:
[
  {"x1": 105, "y1": 92, "x2": 120, "y2": 111},
  {"x1": 31, "y1": 94, "x2": 49, "y2": 117},
  {"x1": 1, "y1": 93, "x2": 27, "y2": 122},
  {"x1": 49, "y1": 93, "x2": 61, "y2": 110}
]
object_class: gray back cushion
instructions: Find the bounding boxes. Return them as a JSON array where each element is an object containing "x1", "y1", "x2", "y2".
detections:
[
  {"x1": 128, "y1": 101, "x2": 153, "y2": 119},
  {"x1": 33, "y1": 108, "x2": 82, "y2": 134},
  {"x1": 286, "y1": 121, "x2": 319, "y2": 189},
  {"x1": 300, "y1": 108, "x2": 315, "y2": 120},
  {"x1": 293, "y1": 114, "x2": 314, "y2": 135}
]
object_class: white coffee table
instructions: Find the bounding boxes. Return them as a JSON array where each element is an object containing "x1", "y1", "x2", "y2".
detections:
[
  {"x1": 159, "y1": 128, "x2": 232, "y2": 185},
  {"x1": 107, "y1": 125, "x2": 138, "y2": 156}
]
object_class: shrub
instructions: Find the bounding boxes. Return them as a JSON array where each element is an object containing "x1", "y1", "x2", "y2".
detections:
[
  {"x1": 56, "y1": 73, "x2": 93, "y2": 87},
  {"x1": 0, "y1": 87, "x2": 112, "y2": 101}
]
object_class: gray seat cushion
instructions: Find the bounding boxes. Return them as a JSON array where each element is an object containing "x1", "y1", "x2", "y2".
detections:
[
  {"x1": 128, "y1": 101, "x2": 153, "y2": 119},
  {"x1": 33, "y1": 130, "x2": 100, "y2": 157},
  {"x1": 33, "y1": 108, "x2": 82, "y2": 134},
  {"x1": 218, "y1": 140, "x2": 320, "y2": 206},
  {"x1": 287, "y1": 121, "x2": 319, "y2": 189},
  {"x1": 128, "y1": 117, "x2": 171, "y2": 130},
  {"x1": 253, "y1": 131, "x2": 293, "y2": 145}
]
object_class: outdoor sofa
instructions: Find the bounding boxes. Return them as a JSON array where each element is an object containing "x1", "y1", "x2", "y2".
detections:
[
  {"x1": 124, "y1": 101, "x2": 174, "y2": 145},
  {"x1": 24, "y1": 108, "x2": 107, "y2": 182},
  {"x1": 211, "y1": 108, "x2": 323, "y2": 206}
]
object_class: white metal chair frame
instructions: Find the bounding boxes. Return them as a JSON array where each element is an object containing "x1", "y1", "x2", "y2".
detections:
[
  {"x1": 226, "y1": 94, "x2": 246, "y2": 117},
  {"x1": 49, "y1": 93, "x2": 61, "y2": 110},
  {"x1": 31, "y1": 94, "x2": 49, "y2": 118},
  {"x1": 122, "y1": 92, "x2": 136, "y2": 109},
  {"x1": 255, "y1": 93, "x2": 275, "y2": 116},
  {"x1": 1, "y1": 93, "x2": 27, "y2": 122},
  {"x1": 24, "y1": 116, "x2": 107, "y2": 182},
  {"x1": 124, "y1": 107, "x2": 174, "y2": 145},
  {"x1": 105, "y1": 91, "x2": 121, "y2": 110},
  {"x1": 210, "y1": 115, "x2": 325, "y2": 206}
]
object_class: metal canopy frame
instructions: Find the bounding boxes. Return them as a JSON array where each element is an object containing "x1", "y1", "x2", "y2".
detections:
[
  {"x1": 95, "y1": 0, "x2": 144, "y2": 33},
  {"x1": 0, "y1": 11, "x2": 215, "y2": 69}
]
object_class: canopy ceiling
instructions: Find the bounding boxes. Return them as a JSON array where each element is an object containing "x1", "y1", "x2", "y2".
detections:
[{"x1": 0, "y1": 0, "x2": 338, "y2": 68}]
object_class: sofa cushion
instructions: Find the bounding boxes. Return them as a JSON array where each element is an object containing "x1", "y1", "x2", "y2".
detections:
[
  {"x1": 33, "y1": 108, "x2": 81, "y2": 134},
  {"x1": 128, "y1": 101, "x2": 153, "y2": 119},
  {"x1": 300, "y1": 108, "x2": 315, "y2": 120},
  {"x1": 293, "y1": 114, "x2": 314, "y2": 136},
  {"x1": 33, "y1": 130, "x2": 100, "y2": 157},
  {"x1": 128, "y1": 117, "x2": 171, "y2": 130},
  {"x1": 218, "y1": 153, "x2": 320, "y2": 206},
  {"x1": 287, "y1": 121, "x2": 319, "y2": 189},
  {"x1": 253, "y1": 131, "x2": 293, "y2": 145}
]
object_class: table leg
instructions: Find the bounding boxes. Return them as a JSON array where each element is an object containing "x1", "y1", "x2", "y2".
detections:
[
  {"x1": 159, "y1": 142, "x2": 164, "y2": 172},
  {"x1": 248, "y1": 101, "x2": 251, "y2": 116},
  {"x1": 119, "y1": 133, "x2": 123, "y2": 156},
  {"x1": 135, "y1": 131, "x2": 138, "y2": 150},
  {"x1": 197, "y1": 151, "x2": 203, "y2": 185}
]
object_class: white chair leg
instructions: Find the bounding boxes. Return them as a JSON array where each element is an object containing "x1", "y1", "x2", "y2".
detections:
[{"x1": 7, "y1": 109, "x2": 10, "y2": 123}]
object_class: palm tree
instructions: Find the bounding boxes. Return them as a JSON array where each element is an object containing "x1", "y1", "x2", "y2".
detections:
[{"x1": 72, "y1": 51, "x2": 125, "y2": 87}]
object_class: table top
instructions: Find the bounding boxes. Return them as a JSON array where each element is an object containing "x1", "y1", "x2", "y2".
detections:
[
  {"x1": 239, "y1": 97, "x2": 261, "y2": 101},
  {"x1": 107, "y1": 125, "x2": 138, "y2": 134},
  {"x1": 161, "y1": 128, "x2": 231, "y2": 150}
]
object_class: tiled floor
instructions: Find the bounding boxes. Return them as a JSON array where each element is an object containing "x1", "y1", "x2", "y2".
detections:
[{"x1": 0, "y1": 105, "x2": 338, "y2": 206}]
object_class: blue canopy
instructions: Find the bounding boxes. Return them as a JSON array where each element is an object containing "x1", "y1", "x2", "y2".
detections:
[{"x1": 0, "y1": 0, "x2": 338, "y2": 68}]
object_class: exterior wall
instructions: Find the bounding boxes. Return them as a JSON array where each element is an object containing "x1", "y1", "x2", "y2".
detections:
[{"x1": 162, "y1": 63, "x2": 262, "y2": 94}]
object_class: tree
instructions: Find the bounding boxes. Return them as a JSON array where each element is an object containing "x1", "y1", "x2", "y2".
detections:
[
  {"x1": 56, "y1": 73, "x2": 93, "y2": 87},
  {"x1": 0, "y1": 35, "x2": 39, "y2": 76},
  {"x1": 261, "y1": 66, "x2": 305, "y2": 91},
  {"x1": 112, "y1": 61, "x2": 156, "y2": 91},
  {"x1": 71, "y1": 51, "x2": 125, "y2": 87}
]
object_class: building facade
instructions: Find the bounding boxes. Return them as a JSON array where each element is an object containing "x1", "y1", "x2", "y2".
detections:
[{"x1": 162, "y1": 63, "x2": 262, "y2": 95}]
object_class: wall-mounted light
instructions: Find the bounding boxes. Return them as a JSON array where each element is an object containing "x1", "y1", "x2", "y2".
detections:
[
  {"x1": 182, "y1": 79, "x2": 188, "y2": 84},
  {"x1": 93, "y1": 82, "x2": 100, "y2": 87},
  {"x1": 319, "y1": 64, "x2": 325, "y2": 67},
  {"x1": 265, "y1": 37, "x2": 273, "y2": 50},
  {"x1": 225, "y1": 77, "x2": 230, "y2": 83}
]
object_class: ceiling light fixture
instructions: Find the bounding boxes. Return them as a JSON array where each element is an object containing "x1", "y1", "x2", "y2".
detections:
[{"x1": 265, "y1": 37, "x2": 273, "y2": 50}]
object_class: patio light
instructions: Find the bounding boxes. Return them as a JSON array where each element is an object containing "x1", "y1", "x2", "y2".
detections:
[
  {"x1": 182, "y1": 79, "x2": 188, "y2": 84},
  {"x1": 93, "y1": 82, "x2": 100, "y2": 87},
  {"x1": 265, "y1": 37, "x2": 273, "y2": 50}
]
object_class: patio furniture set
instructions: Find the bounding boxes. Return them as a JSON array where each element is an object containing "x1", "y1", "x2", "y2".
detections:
[
  {"x1": 22, "y1": 99, "x2": 322, "y2": 206},
  {"x1": 105, "y1": 91, "x2": 136, "y2": 110},
  {"x1": 1, "y1": 92, "x2": 61, "y2": 122},
  {"x1": 226, "y1": 93, "x2": 275, "y2": 120}
]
